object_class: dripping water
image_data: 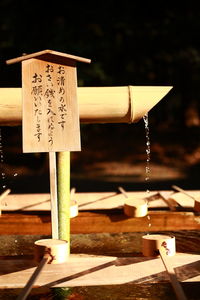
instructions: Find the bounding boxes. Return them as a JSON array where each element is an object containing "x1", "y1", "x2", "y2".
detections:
[
  {"x1": 143, "y1": 113, "x2": 151, "y2": 185},
  {"x1": 0, "y1": 128, "x2": 7, "y2": 191},
  {"x1": 0, "y1": 128, "x2": 18, "y2": 207},
  {"x1": 143, "y1": 113, "x2": 151, "y2": 229}
]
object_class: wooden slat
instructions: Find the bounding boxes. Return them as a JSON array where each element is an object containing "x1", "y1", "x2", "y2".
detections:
[
  {"x1": 0, "y1": 253, "x2": 199, "y2": 288},
  {"x1": 0, "y1": 210, "x2": 200, "y2": 235},
  {"x1": 1, "y1": 194, "x2": 51, "y2": 211},
  {"x1": 1, "y1": 191, "x2": 199, "y2": 212}
]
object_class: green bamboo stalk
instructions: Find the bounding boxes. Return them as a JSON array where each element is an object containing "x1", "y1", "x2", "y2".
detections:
[{"x1": 57, "y1": 151, "x2": 70, "y2": 253}]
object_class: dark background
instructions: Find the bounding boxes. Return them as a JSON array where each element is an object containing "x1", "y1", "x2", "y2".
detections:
[{"x1": 0, "y1": 1, "x2": 200, "y2": 193}]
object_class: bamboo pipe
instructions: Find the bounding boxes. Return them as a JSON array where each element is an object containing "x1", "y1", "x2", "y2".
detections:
[
  {"x1": 0, "y1": 86, "x2": 172, "y2": 125},
  {"x1": 57, "y1": 151, "x2": 70, "y2": 253}
]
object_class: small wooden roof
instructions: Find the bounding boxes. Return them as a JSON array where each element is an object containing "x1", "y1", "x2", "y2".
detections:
[{"x1": 6, "y1": 49, "x2": 91, "y2": 65}]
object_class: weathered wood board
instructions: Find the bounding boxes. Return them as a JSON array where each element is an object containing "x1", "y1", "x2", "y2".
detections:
[
  {"x1": 0, "y1": 253, "x2": 199, "y2": 288},
  {"x1": 0, "y1": 211, "x2": 200, "y2": 235},
  {"x1": 22, "y1": 58, "x2": 80, "y2": 152}
]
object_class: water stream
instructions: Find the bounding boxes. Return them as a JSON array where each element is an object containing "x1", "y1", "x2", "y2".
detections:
[
  {"x1": 0, "y1": 128, "x2": 7, "y2": 191},
  {"x1": 143, "y1": 113, "x2": 151, "y2": 229},
  {"x1": 0, "y1": 128, "x2": 18, "y2": 207}
]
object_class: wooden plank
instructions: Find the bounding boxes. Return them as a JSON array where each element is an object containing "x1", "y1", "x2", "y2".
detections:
[
  {"x1": 0, "y1": 210, "x2": 200, "y2": 235},
  {"x1": 2, "y1": 190, "x2": 199, "y2": 212},
  {"x1": 0, "y1": 214, "x2": 51, "y2": 235},
  {"x1": 0, "y1": 189, "x2": 11, "y2": 215},
  {"x1": 0, "y1": 253, "x2": 199, "y2": 288},
  {"x1": 1, "y1": 193, "x2": 51, "y2": 211},
  {"x1": 22, "y1": 58, "x2": 81, "y2": 153},
  {"x1": 169, "y1": 192, "x2": 198, "y2": 208},
  {"x1": 70, "y1": 211, "x2": 200, "y2": 233}
]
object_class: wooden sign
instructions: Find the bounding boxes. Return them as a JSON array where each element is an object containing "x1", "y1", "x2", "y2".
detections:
[{"x1": 22, "y1": 58, "x2": 80, "y2": 153}]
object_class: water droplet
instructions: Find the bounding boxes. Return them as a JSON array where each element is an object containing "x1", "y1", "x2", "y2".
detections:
[
  {"x1": 13, "y1": 173, "x2": 18, "y2": 177},
  {"x1": 15, "y1": 240, "x2": 18, "y2": 243},
  {"x1": 147, "y1": 215, "x2": 150, "y2": 220},
  {"x1": 148, "y1": 223, "x2": 152, "y2": 227},
  {"x1": 2, "y1": 185, "x2": 6, "y2": 189}
]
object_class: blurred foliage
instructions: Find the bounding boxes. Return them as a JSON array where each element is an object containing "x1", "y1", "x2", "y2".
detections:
[{"x1": 0, "y1": 1, "x2": 200, "y2": 128}]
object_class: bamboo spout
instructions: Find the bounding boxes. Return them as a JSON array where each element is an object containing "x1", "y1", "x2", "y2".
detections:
[{"x1": 0, "y1": 86, "x2": 172, "y2": 125}]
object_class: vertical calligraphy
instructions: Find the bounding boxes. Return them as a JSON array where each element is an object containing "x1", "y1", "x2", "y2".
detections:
[
  {"x1": 27, "y1": 60, "x2": 74, "y2": 152},
  {"x1": 31, "y1": 72, "x2": 43, "y2": 142},
  {"x1": 45, "y1": 64, "x2": 55, "y2": 146},
  {"x1": 57, "y1": 65, "x2": 67, "y2": 130}
]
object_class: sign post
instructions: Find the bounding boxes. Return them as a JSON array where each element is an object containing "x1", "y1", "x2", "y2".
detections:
[{"x1": 7, "y1": 50, "x2": 91, "y2": 244}]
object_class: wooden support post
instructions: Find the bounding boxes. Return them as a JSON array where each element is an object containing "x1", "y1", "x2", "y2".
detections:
[
  {"x1": 57, "y1": 151, "x2": 70, "y2": 252},
  {"x1": 6, "y1": 50, "x2": 87, "y2": 251}
]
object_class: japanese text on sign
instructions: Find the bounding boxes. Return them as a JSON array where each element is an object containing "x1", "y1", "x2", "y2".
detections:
[{"x1": 31, "y1": 64, "x2": 68, "y2": 147}]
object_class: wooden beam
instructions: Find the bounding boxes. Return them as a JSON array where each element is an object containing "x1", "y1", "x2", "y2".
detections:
[
  {"x1": 70, "y1": 211, "x2": 200, "y2": 233},
  {"x1": 0, "y1": 253, "x2": 199, "y2": 288},
  {"x1": 0, "y1": 210, "x2": 200, "y2": 235}
]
